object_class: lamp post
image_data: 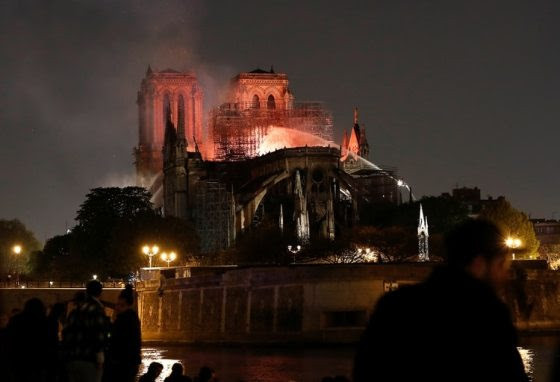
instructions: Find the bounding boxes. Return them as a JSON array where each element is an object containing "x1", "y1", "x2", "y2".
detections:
[
  {"x1": 12, "y1": 244, "x2": 22, "y2": 285},
  {"x1": 142, "y1": 244, "x2": 160, "y2": 268},
  {"x1": 505, "y1": 237, "x2": 522, "y2": 260},
  {"x1": 287, "y1": 245, "x2": 302, "y2": 264},
  {"x1": 160, "y1": 251, "x2": 177, "y2": 267}
]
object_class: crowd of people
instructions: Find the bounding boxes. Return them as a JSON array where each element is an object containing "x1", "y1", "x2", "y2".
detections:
[{"x1": 0, "y1": 281, "x2": 213, "y2": 382}]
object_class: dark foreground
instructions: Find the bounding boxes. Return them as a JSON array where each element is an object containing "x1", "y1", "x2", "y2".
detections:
[{"x1": 140, "y1": 335, "x2": 557, "y2": 382}]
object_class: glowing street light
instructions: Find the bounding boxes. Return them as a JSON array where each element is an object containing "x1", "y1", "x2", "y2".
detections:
[
  {"x1": 160, "y1": 251, "x2": 177, "y2": 267},
  {"x1": 287, "y1": 245, "x2": 302, "y2": 264},
  {"x1": 12, "y1": 244, "x2": 22, "y2": 255},
  {"x1": 142, "y1": 244, "x2": 160, "y2": 268},
  {"x1": 92, "y1": 274, "x2": 98, "y2": 280},
  {"x1": 505, "y1": 236, "x2": 522, "y2": 260}
]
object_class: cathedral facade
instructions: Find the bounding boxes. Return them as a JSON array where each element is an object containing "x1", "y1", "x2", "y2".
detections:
[
  {"x1": 135, "y1": 67, "x2": 203, "y2": 187},
  {"x1": 135, "y1": 67, "x2": 402, "y2": 252}
]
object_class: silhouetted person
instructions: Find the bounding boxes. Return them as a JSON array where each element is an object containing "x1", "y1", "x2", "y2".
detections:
[
  {"x1": 353, "y1": 219, "x2": 529, "y2": 382},
  {"x1": 164, "y1": 363, "x2": 192, "y2": 382},
  {"x1": 139, "y1": 362, "x2": 163, "y2": 382},
  {"x1": 7, "y1": 297, "x2": 49, "y2": 382},
  {"x1": 46, "y1": 303, "x2": 67, "y2": 382},
  {"x1": 195, "y1": 366, "x2": 216, "y2": 382},
  {"x1": 103, "y1": 284, "x2": 141, "y2": 382},
  {"x1": 62, "y1": 280, "x2": 110, "y2": 382}
]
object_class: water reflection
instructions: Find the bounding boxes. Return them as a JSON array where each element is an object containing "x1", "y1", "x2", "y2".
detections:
[
  {"x1": 518, "y1": 347, "x2": 534, "y2": 378},
  {"x1": 140, "y1": 342, "x2": 551, "y2": 382},
  {"x1": 141, "y1": 348, "x2": 180, "y2": 381}
]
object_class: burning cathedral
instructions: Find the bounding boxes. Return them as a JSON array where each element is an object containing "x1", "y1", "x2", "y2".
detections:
[{"x1": 135, "y1": 67, "x2": 402, "y2": 252}]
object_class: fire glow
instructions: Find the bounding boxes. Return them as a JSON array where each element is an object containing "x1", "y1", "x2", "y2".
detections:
[{"x1": 257, "y1": 126, "x2": 335, "y2": 155}]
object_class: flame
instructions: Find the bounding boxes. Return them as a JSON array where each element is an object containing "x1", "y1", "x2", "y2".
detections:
[{"x1": 257, "y1": 126, "x2": 335, "y2": 155}]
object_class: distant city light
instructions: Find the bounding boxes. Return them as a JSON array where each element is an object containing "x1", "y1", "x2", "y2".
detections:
[{"x1": 92, "y1": 274, "x2": 98, "y2": 280}]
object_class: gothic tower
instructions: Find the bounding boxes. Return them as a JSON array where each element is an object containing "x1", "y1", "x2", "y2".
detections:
[
  {"x1": 135, "y1": 66, "x2": 203, "y2": 187},
  {"x1": 162, "y1": 106, "x2": 188, "y2": 219},
  {"x1": 418, "y1": 204, "x2": 429, "y2": 261}
]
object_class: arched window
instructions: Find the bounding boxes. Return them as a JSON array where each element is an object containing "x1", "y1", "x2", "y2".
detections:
[
  {"x1": 163, "y1": 93, "x2": 171, "y2": 124},
  {"x1": 267, "y1": 95, "x2": 276, "y2": 110},
  {"x1": 252, "y1": 94, "x2": 260, "y2": 109},
  {"x1": 177, "y1": 95, "x2": 185, "y2": 134}
]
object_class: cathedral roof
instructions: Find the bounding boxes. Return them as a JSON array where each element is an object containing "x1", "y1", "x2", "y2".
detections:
[
  {"x1": 249, "y1": 68, "x2": 273, "y2": 74},
  {"x1": 160, "y1": 68, "x2": 180, "y2": 73}
]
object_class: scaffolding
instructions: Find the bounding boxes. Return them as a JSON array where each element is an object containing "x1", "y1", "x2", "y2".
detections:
[
  {"x1": 194, "y1": 181, "x2": 235, "y2": 253},
  {"x1": 209, "y1": 102, "x2": 333, "y2": 161}
]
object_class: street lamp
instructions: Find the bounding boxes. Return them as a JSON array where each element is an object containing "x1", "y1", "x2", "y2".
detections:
[
  {"x1": 287, "y1": 245, "x2": 301, "y2": 264},
  {"x1": 505, "y1": 236, "x2": 522, "y2": 260},
  {"x1": 142, "y1": 244, "x2": 160, "y2": 268},
  {"x1": 160, "y1": 251, "x2": 177, "y2": 267},
  {"x1": 11, "y1": 244, "x2": 22, "y2": 285}
]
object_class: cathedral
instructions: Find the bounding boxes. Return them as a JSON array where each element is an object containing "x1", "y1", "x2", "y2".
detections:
[{"x1": 134, "y1": 67, "x2": 401, "y2": 252}]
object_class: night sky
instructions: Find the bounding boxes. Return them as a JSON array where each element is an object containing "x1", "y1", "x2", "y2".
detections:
[{"x1": 1, "y1": 0, "x2": 558, "y2": 241}]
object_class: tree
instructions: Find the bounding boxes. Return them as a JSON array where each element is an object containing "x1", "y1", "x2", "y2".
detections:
[
  {"x1": 35, "y1": 187, "x2": 201, "y2": 280},
  {"x1": 0, "y1": 219, "x2": 41, "y2": 277},
  {"x1": 540, "y1": 244, "x2": 560, "y2": 269},
  {"x1": 479, "y1": 199, "x2": 539, "y2": 259}
]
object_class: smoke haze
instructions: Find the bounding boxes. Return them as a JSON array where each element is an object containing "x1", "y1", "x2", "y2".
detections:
[{"x1": 1, "y1": 0, "x2": 558, "y2": 242}]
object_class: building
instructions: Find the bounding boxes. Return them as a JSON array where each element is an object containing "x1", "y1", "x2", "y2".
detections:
[
  {"x1": 208, "y1": 68, "x2": 334, "y2": 161},
  {"x1": 531, "y1": 219, "x2": 560, "y2": 245},
  {"x1": 135, "y1": 67, "x2": 203, "y2": 187},
  {"x1": 440, "y1": 186, "x2": 505, "y2": 217},
  {"x1": 138, "y1": 67, "x2": 403, "y2": 252}
]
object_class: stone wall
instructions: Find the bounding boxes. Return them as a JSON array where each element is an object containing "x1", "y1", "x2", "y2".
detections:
[
  {"x1": 136, "y1": 263, "x2": 433, "y2": 343},
  {"x1": 136, "y1": 264, "x2": 560, "y2": 343}
]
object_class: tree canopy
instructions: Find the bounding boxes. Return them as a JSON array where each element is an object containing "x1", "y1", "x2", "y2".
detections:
[
  {"x1": 0, "y1": 219, "x2": 41, "y2": 277},
  {"x1": 478, "y1": 199, "x2": 539, "y2": 258},
  {"x1": 31, "y1": 187, "x2": 200, "y2": 280}
]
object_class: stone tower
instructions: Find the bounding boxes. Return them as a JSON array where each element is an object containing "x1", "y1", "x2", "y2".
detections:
[
  {"x1": 229, "y1": 67, "x2": 294, "y2": 111},
  {"x1": 135, "y1": 66, "x2": 203, "y2": 187},
  {"x1": 418, "y1": 204, "x2": 429, "y2": 261}
]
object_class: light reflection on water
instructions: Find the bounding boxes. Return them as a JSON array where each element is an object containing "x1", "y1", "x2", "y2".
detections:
[
  {"x1": 518, "y1": 347, "x2": 534, "y2": 377},
  {"x1": 139, "y1": 342, "x2": 553, "y2": 382},
  {"x1": 140, "y1": 348, "x2": 180, "y2": 382}
]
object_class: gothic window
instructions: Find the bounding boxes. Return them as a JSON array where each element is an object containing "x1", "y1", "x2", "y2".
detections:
[
  {"x1": 178, "y1": 95, "x2": 185, "y2": 133},
  {"x1": 267, "y1": 95, "x2": 276, "y2": 110},
  {"x1": 252, "y1": 94, "x2": 260, "y2": 109},
  {"x1": 163, "y1": 93, "x2": 171, "y2": 124}
]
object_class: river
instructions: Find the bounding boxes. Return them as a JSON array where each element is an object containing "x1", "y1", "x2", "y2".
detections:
[{"x1": 140, "y1": 335, "x2": 558, "y2": 382}]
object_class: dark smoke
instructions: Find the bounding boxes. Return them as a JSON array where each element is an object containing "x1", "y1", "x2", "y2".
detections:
[{"x1": 0, "y1": 0, "x2": 228, "y2": 240}]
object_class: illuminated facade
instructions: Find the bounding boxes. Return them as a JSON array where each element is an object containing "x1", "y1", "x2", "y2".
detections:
[
  {"x1": 135, "y1": 67, "x2": 203, "y2": 187},
  {"x1": 209, "y1": 68, "x2": 333, "y2": 161},
  {"x1": 135, "y1": 67, "x2": 402, "y2": 252}
]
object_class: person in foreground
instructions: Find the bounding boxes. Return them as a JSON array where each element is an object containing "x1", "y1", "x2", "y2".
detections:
[
  {"x1": 353, "y1": 218, "x2": 529, "y2": 382},
  {"x1": 103, "y1": 284, "x2": 142, "y2": 382},
  {"x1": 139, "y1": 362, "x2": 163, "y2": 382}
]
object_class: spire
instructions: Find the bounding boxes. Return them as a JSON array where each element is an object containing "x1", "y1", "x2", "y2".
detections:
[
  {"x1": 146, "y1": 65, "x2": 153, "y2": 76},
  {"x1": 354, "y1": 107, "x2": 359, "y2": 125},
  {"x1": 270, "y1": 65, "x2": 275, "y2": 73},
  {"x1": 418, "y1": 204, "x2": 429, "y2": 261}
]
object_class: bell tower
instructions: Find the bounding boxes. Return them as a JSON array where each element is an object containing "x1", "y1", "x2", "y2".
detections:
[{"x1": 135, "y1": 66, "x2": 203, "y2": 187}]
